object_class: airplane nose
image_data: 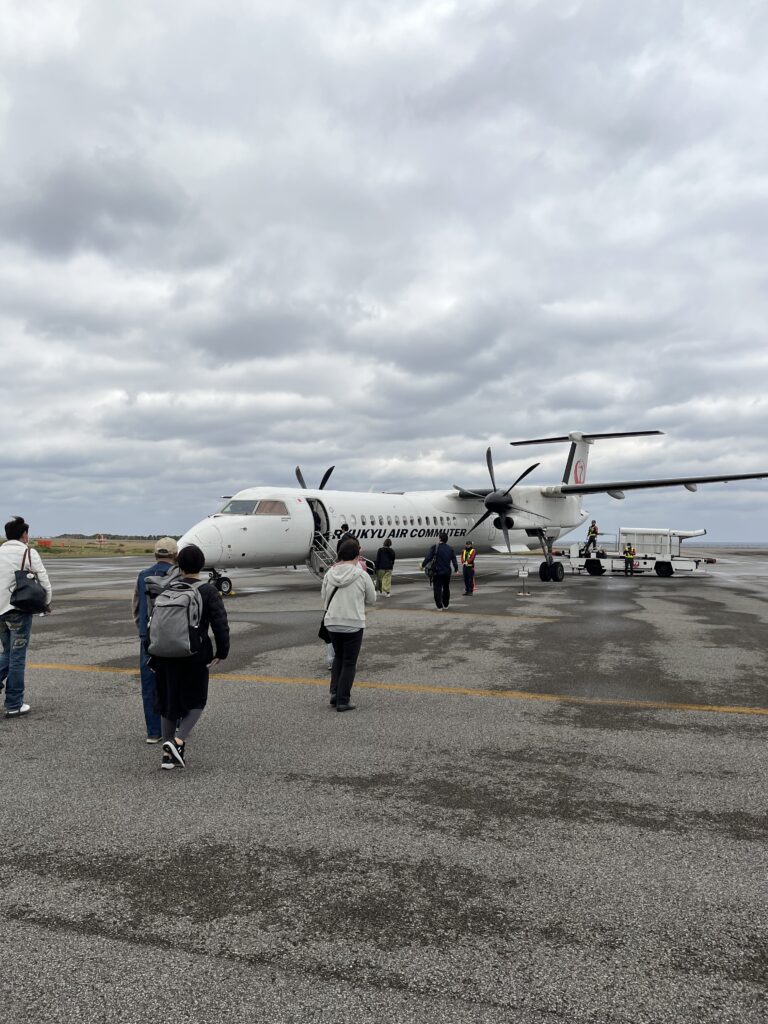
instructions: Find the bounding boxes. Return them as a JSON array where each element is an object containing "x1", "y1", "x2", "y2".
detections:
[{"x1": 178, "y1": 521, "x2": 224, "y2": 566}]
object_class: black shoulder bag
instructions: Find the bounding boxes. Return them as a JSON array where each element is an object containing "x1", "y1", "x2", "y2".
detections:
[
  {"x1": 10, "y1": 547, "x2": 48, "y2": 613},
  {"x1": 318, "y1": 586, "x2": 340, "y2": 643}
]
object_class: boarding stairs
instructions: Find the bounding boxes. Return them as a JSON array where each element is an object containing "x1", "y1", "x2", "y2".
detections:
[{"x1": 308, "y1": 532, "x2": 336, "y2": 578}]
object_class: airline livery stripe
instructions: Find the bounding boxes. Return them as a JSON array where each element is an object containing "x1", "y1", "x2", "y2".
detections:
[{"x1": 28, "y1": 664, "x2": 768, "y2": 717}]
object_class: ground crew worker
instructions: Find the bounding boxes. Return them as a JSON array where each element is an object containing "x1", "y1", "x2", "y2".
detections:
[
  {"x1": 623, "y1": 542, "x2": 636, "y2": 576},
  {"x1": 584, "y1": 520, "x2": 599, "y2": 554},
  {"x1": 461, "y1": 540, "x2": 476, "y2": 595}
]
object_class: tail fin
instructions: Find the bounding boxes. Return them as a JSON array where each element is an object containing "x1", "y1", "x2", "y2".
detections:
[
  {"x1": 561, "y1": 434, "x2": 592, "y2": 485},
  {"x1": 510, "y1": 430, "x2": 664, "y2": 486}
]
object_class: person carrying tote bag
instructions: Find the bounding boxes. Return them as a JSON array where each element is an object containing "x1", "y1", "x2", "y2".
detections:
[
  {"x1": 320, "y1": 537, "x2": 376, "y2": 712},
  {"x1": 0, "y1": 516, "x2": 53, "y2": 718}
]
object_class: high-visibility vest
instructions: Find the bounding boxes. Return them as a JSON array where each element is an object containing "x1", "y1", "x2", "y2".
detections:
[
  {"x1": 461, "y1": 548, "x2": 476, "y2": 566},
  {"x1": 623, "y1": 546, "x2": 635, "y2": 558},
  {"x1": 588, "y1": 524, "x2": 598, "y2": 537}
]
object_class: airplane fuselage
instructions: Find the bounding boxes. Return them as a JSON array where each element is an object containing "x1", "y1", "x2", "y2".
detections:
[{"x1": 178, "y1": 485, "x2": 589, "y2": 571}]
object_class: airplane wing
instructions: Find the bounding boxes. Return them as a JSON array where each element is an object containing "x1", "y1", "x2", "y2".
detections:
[{"x1": 542, "y1": 471, "x2": 768, "y2": 498}]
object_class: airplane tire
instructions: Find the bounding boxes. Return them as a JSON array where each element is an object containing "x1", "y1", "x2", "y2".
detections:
[
  {"x1": 654, "y1": 562, "x2": 673, "y2": 578},
  {"x1": 549, "y1": 561, "x2": 565, "y2": 582},
  {"x1": 218, "y1": 576, "x2": 233, "y2": 595},
  {"x1": 539, "y1": 562, "x2": 550, "y2": 582},
  {"x1": 585, "y1": 559, "x2": 605, "y2": 576}
]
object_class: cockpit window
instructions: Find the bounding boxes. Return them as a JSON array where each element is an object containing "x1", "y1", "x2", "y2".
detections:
[
  {"x1": 254, "y1": 500, "x2": 289, "y2": 516},
  {"x1": 219, "y1": 500, "x2": 259, "y2": 515}
]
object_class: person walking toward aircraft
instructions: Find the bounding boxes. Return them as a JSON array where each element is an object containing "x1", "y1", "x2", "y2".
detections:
[
  {"x1": 374, "y1": 538, "x2": 396, "y2": 597},
  {"x1": 584, "y1": 520, "x2": 599, "y2": 554},
  {"x1": 132, "y1": 537, "x2": 178, "y2": 743},
  {"x1": 0, "y1": 516, "x2": 52, "y2": 718},
  {"x1": 321, "y1": 537, "x2": 376, "y2": 712},
  {"x1": 422, "y1": 532, "x2": 459, "y2": 610},
  {"x1": 336, "y1": 524, "x2": 354, "y2": 554},
  {"x1": 460, "y1": 540, "x2": 476, "y2": 595},
  {"x1": 149, "y1": 543, "x2": 230, "y2": 770},
  {"x1": 623, "y1": 541, "x2": 636, "y2": 576}
]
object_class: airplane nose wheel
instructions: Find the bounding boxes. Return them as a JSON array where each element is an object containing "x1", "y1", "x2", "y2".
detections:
[{"x1": 208, "y1": 570, "x2": 233, "y2": 595}]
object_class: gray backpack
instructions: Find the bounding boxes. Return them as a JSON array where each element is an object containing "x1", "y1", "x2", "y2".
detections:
[
  {"x1": 144, "y1": 565, "x2": 180, "y2": 610},
  {"x1": 147, "y1": 580, "x2": 204, "y2": 658}
]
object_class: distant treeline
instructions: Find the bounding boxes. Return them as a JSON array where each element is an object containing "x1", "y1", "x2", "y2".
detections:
[{"x1": 52, "y1": 534, "x2": 177, "y2": 540}]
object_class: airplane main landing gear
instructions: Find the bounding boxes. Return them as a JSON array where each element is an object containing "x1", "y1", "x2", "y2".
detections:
[
  {"x1": 208, "y1": 569, "x2": 233, "y2": 595},
  {"x1": 536, "y1": 530, "x2": 565, "y2": 583}
]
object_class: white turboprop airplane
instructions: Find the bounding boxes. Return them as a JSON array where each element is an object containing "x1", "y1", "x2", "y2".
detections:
[{"x1": 177, "y1": 430, "x2": 768, "y2": 590}]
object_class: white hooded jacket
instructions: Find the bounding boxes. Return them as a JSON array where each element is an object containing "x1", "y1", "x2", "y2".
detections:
[{"x1": 321, "y1": 562, "x2": 376, "y2": 629}]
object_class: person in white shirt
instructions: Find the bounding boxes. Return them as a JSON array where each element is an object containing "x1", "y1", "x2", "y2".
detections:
[{"x1": 0, "y1": 516, "x2": 52, "y2": 717}]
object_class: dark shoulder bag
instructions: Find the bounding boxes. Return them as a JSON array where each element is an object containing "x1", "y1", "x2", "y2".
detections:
[
  {"x1": 318, "y1": 586, "x2": 340, "y2": 643},
  {"x1": 10, "y1": 547, "x2": 48, "y2": 613}
]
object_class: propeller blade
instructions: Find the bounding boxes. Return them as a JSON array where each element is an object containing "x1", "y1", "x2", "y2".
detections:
[
  {"x1": 295, "y1": 466, "x2": 307, "y2": 489},
  {"x1": 485, "y1": 448, "x2": 498, "y2": 491},
  {"x1": 501, "y1": 520, "x2": 513, "y2": 555},
  {"x1": 454, "y1": 486, "x2": 487, "y2": 499},
  {"x1": 467, "y1": 509, "x2": 492, "y2": 534},
  {"x1": 319, "y1": 466, "x2": 335, "y2": 490},
  {"x1": 503, "y1": 462, "x2": 540, "y2": 496}
]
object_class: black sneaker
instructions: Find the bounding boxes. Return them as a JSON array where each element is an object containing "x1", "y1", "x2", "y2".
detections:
[
  {"x1": 163, "y1": 738, "x2": 185, "y2": 767},
  {"x1": 161, "y1": 752, "x2": 175, "y2": 770},
  {"x1": 336, "y1": 703, "x2": 357, "y2": 713}
]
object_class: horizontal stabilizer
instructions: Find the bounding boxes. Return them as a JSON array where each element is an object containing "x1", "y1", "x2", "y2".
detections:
[
  {"x1": 543, "y1": 471, "x2": 768, "y2": 497},
  {"x1": 511, "y1": 430, "x2": 663, "y2": 446}
]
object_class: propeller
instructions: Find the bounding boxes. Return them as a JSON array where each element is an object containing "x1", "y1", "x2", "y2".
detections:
[
  {"x1": 463, "y1": 448, "x2": 548, "y2": 554},
  {"x1": 295, "y1": 465, "x2": 335, "y2": 490}
]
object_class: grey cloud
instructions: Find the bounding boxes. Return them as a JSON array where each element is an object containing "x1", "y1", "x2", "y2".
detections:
[{"x1": 0, "y1": 154, "x2": 188, "y2": 258}]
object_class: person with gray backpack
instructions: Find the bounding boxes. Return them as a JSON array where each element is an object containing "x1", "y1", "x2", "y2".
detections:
[
  {"x1": 132, "y1": 537, "x2": 178, "y2": 743},
  {"x1": 147, "y1": 543, "x2": 229, "y2": 771}
]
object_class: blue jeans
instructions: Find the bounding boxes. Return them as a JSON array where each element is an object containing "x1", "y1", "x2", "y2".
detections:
[
  {"x1": 0, "y1": 611, "x2": 34, "y2": 712},
  {"x1": 139, "y1": 642, "x2": 162, "y2": 737}
]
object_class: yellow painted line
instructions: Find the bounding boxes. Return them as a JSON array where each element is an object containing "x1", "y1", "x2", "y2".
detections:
[{"x1": 28, "y1": 663, "x2": 768, "y2": 717}]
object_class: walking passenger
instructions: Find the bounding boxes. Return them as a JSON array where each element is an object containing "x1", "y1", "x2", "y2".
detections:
[
  {"x1": 374, "y1": 538, "x2": 396, "y2": 597},
  {"x1": 0, "y1": 516, "x2": 52, "y2": 718},
  {"x1": 336, "y1": 524, "x2": 354, "y2": 554},
  {"x1": 422, "y1": 532, "x2": 459, "y2": 610},
  {"x1": 461, "y1": 540, "x2": 476, "y2": 595},
  {"x1": 132, "y1": 537, "x2": 178, "y2": 743},
  {"x1": 321, "y1": 537, "x2": 376, "y2": 712},
  {"x1": 149, "y1": 543, "x2": 230, "y2": 770}
]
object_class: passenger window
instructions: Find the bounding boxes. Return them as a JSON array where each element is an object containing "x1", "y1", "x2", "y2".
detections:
[
  {"x1": 387, "y1": 516, "x2": 392, "y2": 526},
  {"x1": 425, "y1": 516, "x2": 430, "y2": 526},
  {"x1": 378, "y1": 515, "x2": 384, "y2": 526},
  {"x1": 394, "y1": 516, "x2": 400, "y2": 526},
  {"x1": 253, "y1": 500, "x2": 289, "y2": 516},
  {"x1": 361, "y1": 515, "x2": 367, "y2": 525}
]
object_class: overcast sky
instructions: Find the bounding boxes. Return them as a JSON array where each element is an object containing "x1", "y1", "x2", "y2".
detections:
[{"x1": 2, "y1": 0, "x2": 767, "y2": 542}]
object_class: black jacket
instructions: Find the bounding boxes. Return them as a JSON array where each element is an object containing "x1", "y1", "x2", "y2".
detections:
[
  {"x1": 375, "y1": 546, "x2": 396, "y2": 571},
  {"x1": 422, "y1": 542, "x2": 458, "y2": 575}
]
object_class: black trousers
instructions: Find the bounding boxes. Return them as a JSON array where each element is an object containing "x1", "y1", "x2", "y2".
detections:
[
  {"x1": 462, "y1": 565, "x2": 475, "y2": 593},
  {"x1": 584, "y1": 536, "x2": 597, "y2": 553},
  {"x1": 624, "y1": 558, "x2": 634, "y2": 575},
  {"x1": 329, "y1": 629, "x2": 364, "y2": 703},
  {"x1": 433, "y1": 572, "x2": 452, "y2": 608}
]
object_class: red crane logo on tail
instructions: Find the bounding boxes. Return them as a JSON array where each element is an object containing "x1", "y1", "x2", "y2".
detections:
[{"x1": 574, "y1": 460, "x2": 586, "y2": 484}]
